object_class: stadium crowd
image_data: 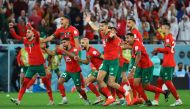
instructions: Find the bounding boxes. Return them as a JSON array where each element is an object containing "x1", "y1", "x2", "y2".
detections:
[{"x1": 0, "y1": 0, "x2": 190, "y2": 44}]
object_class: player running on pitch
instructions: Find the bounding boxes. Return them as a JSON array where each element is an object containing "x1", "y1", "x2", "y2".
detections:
[
  {"x1": 44, "y1": 37, "x2": 90, "y2": 105},
  {"x1": 9, "y1": 22, "x2": 54, "y2": 105},
  {"x1": 152, "y1": 22, "x2": 182, "y2": 106}
]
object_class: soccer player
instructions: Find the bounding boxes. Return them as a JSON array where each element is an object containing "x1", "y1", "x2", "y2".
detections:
[
  {"x1": 45, "y1": 44, "x2": 68, "y2": 105},
  {"x1": 41, "y1": 15, "x2": 80, "y2": 49},
  {"x1": 44, "y1": 37, "x2": 90, "y2": 105},
  {"x1": 152, "y1": 22, "x2": 182, "y2": 106},
  {"x1": 116, "y1": 40, "x2": 132, "y2": 105},
  {"x1": 42, "y1": 14, "x2": 86, "y2": 100},
  {"x1": 127, "y1": 18, "x2": 143, "y2": 42},
  {"x1": 84, "y1": 13, "x2": 129, "y2": 106},
  {"x1": 76, "y1": 38, "x2": 104, "y2": 104},
  {"x1": 126, "y1": 18, "x2": 143, "y2": 104},
  {"x1": 9, "y1": 23, "x2": 54, "y2": 105},
  {"x1": 125, "y1": 33, "x2": 170, "y2": 106}
]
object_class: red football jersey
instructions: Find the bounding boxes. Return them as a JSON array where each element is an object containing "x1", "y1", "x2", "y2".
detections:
[
  {"x1": 156, "y1": 33, "x2": 176, "y2": 67},
  {"x1": 100, "y1": 31, "x2": 121, "y2": 60},
  {"x1": 10, "y1": 29, "x2": 45, "y2": 66},
  {"x1": 132, "y1": 40, "x2": 153, "y2": 68},
  {"x1": 53, "y1": 25, "x2": 79, "y2": 47},
  {"x1": 131, "y1": 28, "x2": 143, "y2": 43},
  {"x1": 86, "y1": 46, "x2": 103, "y2": 70},
  {"x1": 57, "y1": 47, "x2": 81, "y2": 73}
]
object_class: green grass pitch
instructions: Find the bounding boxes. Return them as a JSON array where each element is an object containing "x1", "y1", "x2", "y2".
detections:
[{"x1": 0, "y1": 90, "x2": 189, "y2": 109}]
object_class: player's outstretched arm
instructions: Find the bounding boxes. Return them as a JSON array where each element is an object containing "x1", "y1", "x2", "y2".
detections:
[
  {"x1": 41, "y1": 35, "x2": 55, "y2": 43},
  {"x1": 154, "y1": 47, "x2": 170, "y2": 54},
  {"x1": 9, "y1": 23, "x2": 23, "y2": 41},
  {"x1": 45, "y1": 48, "x2": 56, "y2": 56},
  {"x1": 84, "y1": 12, "x2": 99, "y2": 31}
]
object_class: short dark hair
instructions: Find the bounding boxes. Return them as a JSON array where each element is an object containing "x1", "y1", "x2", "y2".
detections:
[
  {"x1": 100, "y1": 20, "x2": 108, "y2": 25},
  {"x1": 61, "y1": 37, "x2": 70, "y2": 41},
  {"x1": 63, "y1": 14, "x2": 70, "y2": 20},
  {"x1": 178, "y1": 62, "x2": 183, "y2": 66},
  {"x1": 128, "y1": 17, "x2": 136, "y2": 23},
  {"x1": 126, "y1": 33, "x2": 134, "y2": 37},
  {"x1": 162, "y1": 22, "x2": 170, "y2": 28}
]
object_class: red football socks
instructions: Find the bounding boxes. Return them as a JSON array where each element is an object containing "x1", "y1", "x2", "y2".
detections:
[
  {"x1": 58, "y1": 84, "x2": 66, "y2": 97},
  {"x1": 42, "y1": 77, "x2": 53, "y2": 101},
  {"x1": 129, "y1": 78, "x2": 137, "y2": 99},
  {"x1": 80, "y1": 73, "x2": 85, "y2": 89},
  {"x1": 165, "y1": 80, "x2": 180, "y2": 100},
  {"x1": 110, "y1": 87, "x2": 116, "y2": 99},
  {"x1": 135, "y1": 84, "x2": 148, "y2": 101},
  {"x1": 88, "y1": 83, "x2": 100, "y2": 97},
  {"x1": 116, "y1": 90, "x2": 123, "y2": 99},
  {"x1": 18, "y1": 78, "x2": 31, "y2": 101},
  {"x1": 101, "y1": 87, "x2": 112, "y2": 98},
  {"x1": 78, "y1": 89, "x2": 87, "y2": 100},
  {"x1": 154, "y1": 78, "x2": 164, "y2": 101},
  {"x1": 144, "y1": 84, "x2": 165, "y2": 94}
]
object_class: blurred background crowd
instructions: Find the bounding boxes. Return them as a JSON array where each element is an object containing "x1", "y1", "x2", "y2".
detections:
[{"x1": 0, "y1": 0, "x2": 190, "y2": 44}]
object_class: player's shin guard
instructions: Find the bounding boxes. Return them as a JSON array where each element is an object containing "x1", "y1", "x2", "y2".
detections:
[
  {"x1": 144, "y1": 84, "x2": 165, "y2": 94},
  {"x1": 155, "y1": 78, "x2": 164, "y2": 101},
  {"x1": 18, "y1": 78, "x2": 31, "y2": 101},
  {"x1": 58, "y1": 84, "x2": 66, "y2": 97},
  {"x1": 135, "y1": 84, "x2": 148, "y2": 101},
  {"x1": 87, "y1": 83, "x2": 100, "y2": 97},
  {"x1": 42, "y1": 77, "x2": 53, "y2": 101},
  {"x1": 165, "y1": 80, "x2": 179, "y2": 100},
  {"x1": 26, "y1": 77, "x2": 36, "y2": 89}
]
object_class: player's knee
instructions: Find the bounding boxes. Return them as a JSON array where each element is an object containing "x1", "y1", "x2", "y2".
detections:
[
  {"x1": 107, "y1": 80, "x2": 114, "y2": 87},
  {"x1": 58, "y1": 78, "x2": 64, "y2": 84}
]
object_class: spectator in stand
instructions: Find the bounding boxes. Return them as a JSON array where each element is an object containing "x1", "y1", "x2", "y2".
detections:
[
  {"x1": 17, "y1": 18, "x2": 27, "y2": 37},
  {"x1": 29, "y1": 9, "x2": 42, "y2": 30},
  {"x1": 178, "y1": 15, "x2": 190, "y2": 44},
  {"x1": 73, "y1": 15, "x2": 83, "y2": 37},
  {"x1": 0, "y1": 6, "x2": 9, "y2": 44},
  {"x1": 13, "y1": 0, "x2": 28, "y2": 21},
  {"x1": 53, "y1": 11, "x2": 64, "y2": 29},
  {"x1": 39, "y1": 19, "x2": 48, "y2": 38},
  {"x1": 116, "y1": 15, "x2": 126, "y2": 38},
  {"x1": 170, "y1": 16, "x2": 179, "y2": 40},
  {"x1": 84, "y1": 15, "x2": 95, "y2": 40},
  {"x1": 175, "y1": 62, "x2": 187, "y2": 77},
  {"x1": 27, "y1": 0, "x2": 37, "y2": 16},
  {"x1": 142, "y1": 18, "x2": 150, "y2": 43},
  {"x1": 59, "y1": 0, "x2": 72, "y2": 12},
  {"x1": 18, "y1": 10, "x2": 28, "y2": 24}
]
